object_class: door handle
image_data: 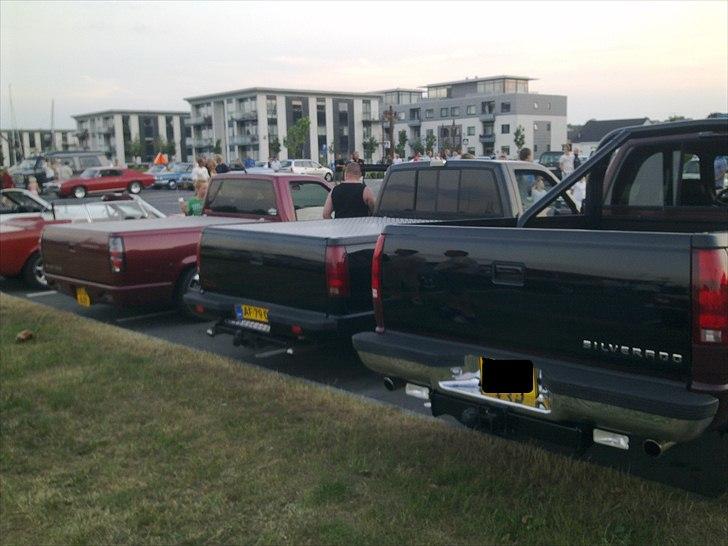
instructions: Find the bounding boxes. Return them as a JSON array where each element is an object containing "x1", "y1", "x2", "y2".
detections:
[{"x1": 492, "y1": 262, "x2": 525, "y2": 286}]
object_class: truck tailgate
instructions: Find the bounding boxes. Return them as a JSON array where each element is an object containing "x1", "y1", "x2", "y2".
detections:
[{"x1": 380, "y1": 225, "x2": 698, "y2": 380}]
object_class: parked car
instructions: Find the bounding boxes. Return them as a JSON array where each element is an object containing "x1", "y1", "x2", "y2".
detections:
[
  {"x1": 45, "y1": 167, "x2": 155, "y2": 199},
  {"x1": 152, "y1": 163, "x2": 194, "y2": 190},
  {"x1": 353, "y1": 119, "x2": 728, "y2": 455},
  {"x1": 7, "y1": 151, "x2": 111, "y2": 189},
  {"x1": 42, "y1": 173, "x2": 333, "y2": 315},
  {"x1": 279, "y1": 159, "x2": 333, "y2": 181},
  {"x1": 1, "y1": 190, "x2": 164, "y2": 289},
  {"x1": 537, "y1": 150, "x2": 562, "y2": 179},
  {"x1": 186, "y1": 160, "x2": 568, "y2": 348}
]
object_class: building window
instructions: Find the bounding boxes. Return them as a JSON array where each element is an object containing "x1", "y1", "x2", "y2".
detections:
[
  {"x1": 501, "y1": 102, "x2": 511, "y2": 113},
  {"x1": 547, "y1": 102, "x2": 552, "y2": 111},
  {"x1": 410, "y1": 108, "x2": 420, "y2": 121},
  {"x1": 317, "y1": 100, "x2": 326, "y2": 127},
  {"x1": 428, "y1": 86, "x2": 450, "y2": 99},
  {"x1": 425, "y1": 109, "x2": 433, "y2": 119},
  {"x1": 440, "y1": 107, "x2": 448, "y2": 117},
  {"x1": 501, "y1": 145, "x2": 510, "y2": 155},
  {"x1": 477, "y1": 80, "x2": 505, "y2": 95},
  {"x1": 534, "y1": 102, "x2": 539, "y2": 109},
  {"x1": 426, "y1": 129, "x2": 434, "y2": 137},
  {"x1": 501, "y1": 124, "x2": 510, "y2": 134},
  {"x1": 466, "y1": 105, "x2": 476, "y2": 115},
  {"x1": 534, "y1": 144, "x2": 538, "y2": 153},
  {"x1": 547, "y1": 123, "x2": 551, "y2": 131},
  {"x1": 467, "y1": 126, "x2": 475, "y2": 136},
  {"x1": 451, "y1": 106, "x2": 460, "y2": 116},
  {"x1": 267, "y1": 96, "x2": 277, "y2": 117},
  {"x1": 292, "y1": 100, "x2": 304, "y2": 123}
]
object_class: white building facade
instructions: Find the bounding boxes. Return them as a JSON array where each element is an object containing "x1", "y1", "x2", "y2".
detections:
[
  {"x1": 185, "y1": 87, "x2": 384, "y2": 164},
  {"x1": 1, "y1": 129, "x2": 78, "y2": 167},
  {"x1": 386, "y1": 76, "x2": 567, "y2": 159},
  {"x1": 72, "y1": 110, "x2": 192, "y2": 164}
]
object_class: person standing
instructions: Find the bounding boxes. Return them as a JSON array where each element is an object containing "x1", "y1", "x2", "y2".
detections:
[
  {"x1": 192, "y1": 158, "x2": 210, "y2": 182},
  {"x1": 351, "y1": 150, "x2": 366, "y2": 178},
  {"x1": 179, "y1": 179, "x2": 209, "y2": 216},
  {"x1": 518, "y1": 148, "x2": 534, "y2": 162},
  {"x1": 573, "y1": 147, "x2": 582, "y2": 170},
  {"x1": 206, "y1": 157, "x2": 218, "y2": 178},
  {"x1": 270, "y1": 156, "x2": 281, "y2": 172},
  {"x1": 59, "y1": 161, "x2": 73, "y2": 181},
  {"x1": 322, "y1": 162, "x2": 375, "y2": 219},
  {"x1": 243, "y1": 156, "x2": 255, "y2": 169},
  {"x1": 215, "y1": 154, "x2": 230, "y2": 174},
  {"x1": 558, "y1": 144, "x2": 575, "y2": 180}
]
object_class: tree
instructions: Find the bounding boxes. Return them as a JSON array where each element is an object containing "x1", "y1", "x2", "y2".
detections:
[
  {"x1": 425, "y1": 133, "x2": 437, "y2": 154},
  {"x1": 213, "y1": 139, "x2": 222, "y2": 155},
  {"x1": 269, "y1": 136, "x2": 281, "y2": 157},
  {"x1": 362, "y1": 136, "x2": 379, "y2": 161},
  {"x1": 283, "y1": 117, "x2": 311, "y2": 159},
  {"x1": 667, "y1": 115, "x2": 687, "y2": 122},
  {"x1": 164, "y1": 140, "x2": 176, "y2": 157},
  {"x1": 513, "y1": 125, "x2": 526, "y2": 151},
  {"x1": 395, "y1": 130, "x2": 408, "y2": 158},
  {"x1": 128, "y1": 137, "x2": 143, "y2": 163},
  {"x1": 410, "y1": 138, "x2": 424, "y2": 155}
]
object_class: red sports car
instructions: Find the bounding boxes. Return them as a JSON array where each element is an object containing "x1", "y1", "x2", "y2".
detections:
[{"x1": 48, "y1": 167, "x2": 155, "y2": 199}]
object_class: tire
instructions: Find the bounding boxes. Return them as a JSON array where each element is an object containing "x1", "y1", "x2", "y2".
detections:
[
  {"x1": 128, "y1": 181, "x2": 142, "y2": 194},
  {"x1": 22, "y1": 252, "x2": 48, "y2": 290},
  {"x1": 175, "y1": 267, "x2": 204, "y2": 320},
  {"x1": 73, "y1": 186, "x2": 87, "y2": 199},
  {"x1": 324, "y1": 172, "x2": 332, "y2": 181},
  {"x1": 168, "y1": 180, "x2": 177, "y2": 190}
]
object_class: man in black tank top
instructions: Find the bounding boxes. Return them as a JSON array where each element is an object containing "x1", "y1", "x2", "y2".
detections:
[{"x1": 323, "y1": 162, "x2": 376, "y2": 219}]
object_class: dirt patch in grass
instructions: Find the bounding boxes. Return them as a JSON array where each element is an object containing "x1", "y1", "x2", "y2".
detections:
[{"x1": 1, "y1": 294, "x2": 726, "y2": 545}]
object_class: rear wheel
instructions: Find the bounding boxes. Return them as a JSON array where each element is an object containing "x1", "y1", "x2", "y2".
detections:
[
  {"x1": 22, "y1": 252, "x2": 48, "y2": 290},
  {"x1": 128, "y1": 181, "x2": 142, "y2": 194},
  {"x1": 324, "y1": 172, "x2": 332, "y2": 182},
  {"x1": 168, "y1": 180, "x2": 177, "y2": 190},
  {"x1": 73, "y1": 186, "x2": 87, "y2": 199},
  {"x1": 176, "y1": 267, "x2": 204, "y2": 320}
]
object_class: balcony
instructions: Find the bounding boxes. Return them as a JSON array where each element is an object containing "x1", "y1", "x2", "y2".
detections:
[
  {"x1": 479, "y1": 134, "x2": 496, "y2": 144},
  {"x1": 189, "y1": 115, "x2": 212, "y2": 126},
  {"x1": 97, "y1": 126, "x2": 113, "y2": 135},
  {"x1": 229, "y1": 134, "x2": 259, "y2": 146},
  {"x1": 229, "y1": 110, "x2": 258, "y2": 122},
  {"x1": 192, "y1": 137, "x2": 214, "y2": 148},
  {"x1": 362, "y1": 111, "x2": 379, "y2": 123},
  {"x1": 479, "y1": 113, "x2": 496, "y2": 122},
  {"x1": 407, "y1": 118, "x2": 421, "y2": 126}
]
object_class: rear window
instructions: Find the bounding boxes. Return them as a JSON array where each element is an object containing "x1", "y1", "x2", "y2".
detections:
[
  {"x1": 207, "y1": 178, "x2": 277, "y2": 215},
  {"x1": 379, "y1": 170, "x2": 416, "y2": 214}
]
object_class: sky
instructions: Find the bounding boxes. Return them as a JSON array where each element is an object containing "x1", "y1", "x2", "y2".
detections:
[{"x1": 1, "y1": 0, "x2": 726, "y2": 129}]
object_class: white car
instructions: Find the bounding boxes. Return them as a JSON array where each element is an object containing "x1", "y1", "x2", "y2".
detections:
[{"x1": 278, "y1": 159, "x2": 333, "y2": 181}]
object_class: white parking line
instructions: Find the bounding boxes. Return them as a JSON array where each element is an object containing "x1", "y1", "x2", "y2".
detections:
[
  {"x1": 115, "y1": 310, "x2": 176, "y2": 324},
  {"x1": 26, "y1": 290, "x2": 58, "y2": 298}
]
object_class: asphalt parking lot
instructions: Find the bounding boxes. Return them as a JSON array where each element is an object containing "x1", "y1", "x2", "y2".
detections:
[{"x1": 3, "y1": 187, "x2": 727, "y2": 497}]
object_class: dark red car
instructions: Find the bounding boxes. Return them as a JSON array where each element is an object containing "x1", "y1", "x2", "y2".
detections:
[
  {"x1": 48, "y1": 167, "x2": 155, "y2": 199},
  {"x1": 42, "y1": 173, "x2": 332, "y2": 314}
]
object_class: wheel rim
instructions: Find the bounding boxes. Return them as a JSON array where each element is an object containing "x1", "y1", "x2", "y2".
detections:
[
  {"x1": 325, "y1": 173, "x2": 332, "y2": 181},
  {"x1": 169, "y1": 182, "x2": 177, "y2": 190},
  {"x1": 74, "y1": 187, "x2": 85, "y2": 198},
  {"x1": 33, "y1": 257, "x2": 47, "y2": 288},
  {"x1": 129, "y1": 182, "x2": 141, "y2": 194}
]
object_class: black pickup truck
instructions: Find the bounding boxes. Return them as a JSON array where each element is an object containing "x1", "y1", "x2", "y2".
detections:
[
  {"x1": 353, "y1": 119, "x2": 728, "y2": 455},
  {"x1": 186, "y1": 160, "x2": 569, "y2": 347}
]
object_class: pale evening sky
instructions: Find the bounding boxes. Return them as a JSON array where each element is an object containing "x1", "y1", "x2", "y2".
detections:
[{"x1": 0, "y1": 0, "x2": 726, "y2": 129}]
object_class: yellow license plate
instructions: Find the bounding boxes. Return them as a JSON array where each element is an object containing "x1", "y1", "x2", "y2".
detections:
[
  {"x1": 242, "y1": 304, "x2": 269, "y2": 323},
  {"x1": 76, "y1": 287, "x2": 91, "y2": 307},
  {"x1": 480, "y1": 357, "x2": 541, "y2": 408}
]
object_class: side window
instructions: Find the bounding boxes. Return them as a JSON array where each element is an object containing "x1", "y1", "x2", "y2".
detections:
[
  {"x1": 607, "y1": 148, "x2": 666, "y2": 207},
  {"x1": 379, "y1": 170, "x2": 416, "y2": 214},
  {"x1": 290, "y1": 182, "x2": 329, "y2": 220},
  {"x1": 79, "y1": 156, "x2": 100, "y2": 169},
  {"x1": 460, "y1": 169, "x2": 503, "y2": 216}
]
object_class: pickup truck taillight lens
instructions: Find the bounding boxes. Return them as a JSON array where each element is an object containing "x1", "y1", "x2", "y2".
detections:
[
  {"x1": 108, "y1": 236, "x2": 125, "y2": 273},
  {"x1": 693, "y1": 249, "x2": 728, "y2": 345},
  {"x1": 372, "y1": 234, "x2": 385, "y2": 333},
  {"x1": 325, "y1": 245, "x2": 350, "y2": 297}
]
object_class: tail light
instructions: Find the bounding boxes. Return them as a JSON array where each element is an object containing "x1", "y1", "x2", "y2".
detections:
[
  {"x1": 108, "y1": 236, "x2": 125, "y2": 273},
  {"x1": 372, "y1": 234, "x2": 386, "y2": 333},
  {"x1": 691, "y1": 248, "x2": 728, "y2": 392},
  {"x1": 325, "y1": 245, "x2": 349, "y2": 298}
]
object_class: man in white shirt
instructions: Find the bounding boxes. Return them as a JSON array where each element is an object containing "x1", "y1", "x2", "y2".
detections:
[
  {"x1": 270, "y1": 156, "x2": 281, "y2": 172},
  {"x1": 558, "y1": 144, "x2": 575, "y2": 180},
  {"x1": 59, "y1": 161, "x2": 73, "y2": 181},
  {"x1": 191, "y1": 157, "x2": 210, "y2": 182}
]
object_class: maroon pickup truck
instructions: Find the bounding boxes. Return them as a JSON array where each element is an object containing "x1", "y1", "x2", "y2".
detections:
[{"x1": 42, "y1": 173, "x2": 332, "y2": 314}]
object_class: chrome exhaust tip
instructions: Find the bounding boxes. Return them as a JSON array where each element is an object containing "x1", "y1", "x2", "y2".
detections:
[
  {"x1": 643, "y1": 439, "x2": 676, "y2": 458},
  {"x1": 383, "y1": 376, "x2": 405, "y2": 391}
]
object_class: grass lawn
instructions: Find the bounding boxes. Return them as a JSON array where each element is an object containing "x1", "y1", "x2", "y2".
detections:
[{"x1": 1, "y1": 294, "x2": 726, "y2": 545}]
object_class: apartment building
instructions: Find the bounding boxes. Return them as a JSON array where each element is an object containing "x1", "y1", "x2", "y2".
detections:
[
  {"x1": 184, "y1": 87, "x2": 384, "y2": 163},
  {"x1": 1, "y1": 128, "x2": 78, "y2": 167},
  {"x1": 72, "y1": 110, "x2": 192, "y2": 164},
  {"x1": 389, "y1": 76, "x2": 567, "y2": 158}
]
